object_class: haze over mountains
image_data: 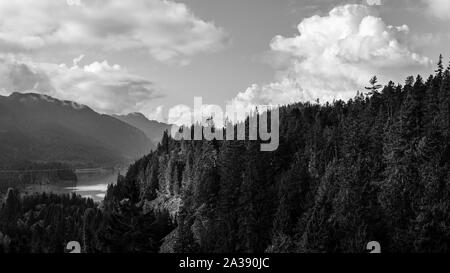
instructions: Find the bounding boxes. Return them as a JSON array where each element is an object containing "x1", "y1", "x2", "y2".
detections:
[
  {"x1": 0, "y1": 92, "x2": 169, "y2": 168},
  {"x1": 113, "y1": 113, "x2": 172, "y2": 144}
]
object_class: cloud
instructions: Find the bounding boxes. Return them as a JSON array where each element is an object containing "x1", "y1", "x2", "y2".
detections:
[
  {"x1": 229, "y1": 4, "x2": 431, "y2": 112},
  {"x1": 365, "y1": 0, "x2": 383, "y2": 6},
  {"x1": 167, "y1": 101, "x2": 228, "y2": 127},
  {"x1": 168, "y1": 104, "x2": 193, "y2": 126},
  {"x1": 0, "y1": 55, "x2": 161, "y2": 115},
  {"x1": 423, "y1": 0, "x2": 450, "y2": 20},
  {"x1": 146, "y1": 105, "x2": 166, "y2": 122},
  {"x1": 0, "y1": 0, "x2": 228, "y2": 64},
  {"x1": 229, "y1": 80, "x2": 308, "y2": 117}
]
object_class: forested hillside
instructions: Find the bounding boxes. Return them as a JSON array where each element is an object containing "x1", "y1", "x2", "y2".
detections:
[
  {"x1": 122, "y1": 56, "x2": 450, "y2": 253},
  {"x1": 0, "y1": 93, "x2": 153, "y2": 168},
  {"x1": 1, "y1": 57, "x2": 450, "y2": 253}
]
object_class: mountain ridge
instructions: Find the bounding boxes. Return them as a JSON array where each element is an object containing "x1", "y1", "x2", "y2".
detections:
[
  {"x1": 0, "y1": 92, "x2": 154, "y2": 168},
  {"x1": 112, "y1": 112, "x2": 172, "y2": 145}
]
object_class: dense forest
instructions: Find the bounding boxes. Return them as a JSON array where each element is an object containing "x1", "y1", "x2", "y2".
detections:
[
  {"x1": 1, "y1": 56, "x2": 450, "y2": 253},
  {"x1": 0, "y1": 185, "x2": 174, "y2": 253}
]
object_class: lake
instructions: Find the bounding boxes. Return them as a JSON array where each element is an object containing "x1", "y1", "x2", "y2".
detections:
[{"x1": 24, "y1": 168, "x2": 125, "y2": 202}]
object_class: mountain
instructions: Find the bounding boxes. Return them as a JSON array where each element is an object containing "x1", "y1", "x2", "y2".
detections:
[
  {"x1": 112, "y1": 113, "x2": 171, "y2": 145},
  {"x1": 0, "y1": 92, "x2": 153, "y2": 168}
]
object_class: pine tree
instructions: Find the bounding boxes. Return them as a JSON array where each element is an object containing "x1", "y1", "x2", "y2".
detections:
[
  {"x1": 365, "y1": 76, "x2": 383, "y2": 95},
  {"x1": 425, "y1": 56, "x2": 445, "y2": 129}
]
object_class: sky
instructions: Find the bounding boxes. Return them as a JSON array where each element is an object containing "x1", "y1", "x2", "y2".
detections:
[{"x1": 0, "y1": 0, "x2": 449, "y2": 122}]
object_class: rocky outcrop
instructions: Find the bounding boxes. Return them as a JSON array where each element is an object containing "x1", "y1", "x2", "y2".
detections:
[
  {"x1": 159, "y1": 228, "x2": 178, "y2": 253},
  {"x1": 143, "y1": 193, "x2": 181, "y2": 221}
]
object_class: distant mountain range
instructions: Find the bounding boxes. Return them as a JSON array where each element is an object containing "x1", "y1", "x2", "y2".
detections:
[
  {"x1": 113, "y1": 113, "x2": 172, "y2": 144},
  {"x1": 0, "y1": 92, "x2": 169, "y2": 168}
]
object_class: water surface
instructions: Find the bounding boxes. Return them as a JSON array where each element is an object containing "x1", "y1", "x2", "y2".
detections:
[{"x1": 25, "y1": 169, "x2": 123, "y2": 202}]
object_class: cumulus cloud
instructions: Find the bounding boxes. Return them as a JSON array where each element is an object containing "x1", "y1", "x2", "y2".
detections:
[
  {"x1": 0, "y1": 55, "x2": 160, "y2": 115},
  {"x1": 229, "y1": 4, "x2": 431, "y2": 112},
  {"x1": 146, "y1": 105, "x2": 166, "y2": 122},
  {"x1": 168, "y1": 104, "x2": 193, "y2": 126},
  {"x1": 0, "y1": 0, "x2": 228, "y2": 64},
  {"x1": 423, "y1": 0, "x2": 450, "y2": 20}
]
